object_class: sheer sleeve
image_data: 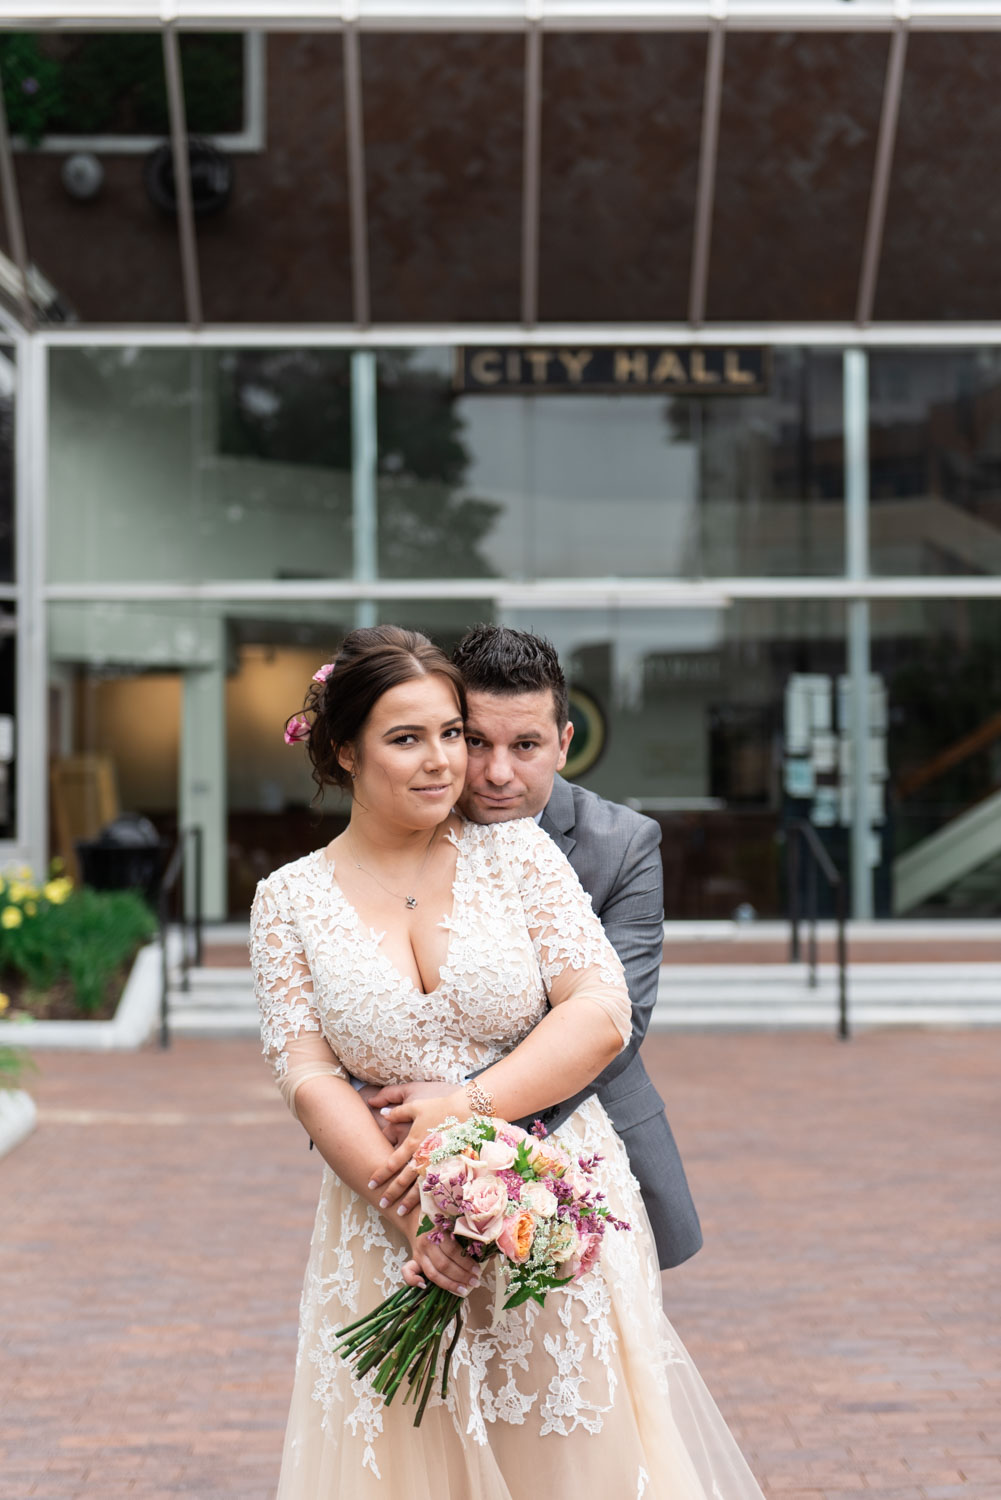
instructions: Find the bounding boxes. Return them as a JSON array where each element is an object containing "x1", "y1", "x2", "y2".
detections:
[
  {"x1": 249, "y1": 873, "x2": 348, "y2": 1120},
  {"x1": 498, "y1": 819, "x2": 632, "y2": 1050}
]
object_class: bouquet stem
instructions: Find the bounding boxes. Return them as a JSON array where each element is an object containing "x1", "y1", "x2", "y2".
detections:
[{"x1": 335, "y1": 1283, "x2": 463, "y2": 1427}]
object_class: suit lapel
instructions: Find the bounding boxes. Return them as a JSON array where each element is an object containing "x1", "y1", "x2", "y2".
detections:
[{"x1": 539, "y1": 775, "x2": 577, "y2": 860}]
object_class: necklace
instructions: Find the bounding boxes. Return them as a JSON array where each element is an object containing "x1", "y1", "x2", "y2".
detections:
[{"x1": 344, "y1": 827, "x2": 440, "y2": 909}]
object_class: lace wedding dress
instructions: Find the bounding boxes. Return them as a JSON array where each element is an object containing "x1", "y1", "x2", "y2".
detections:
[{"x1": 251, "y1": 817, "x2": 766, "y2": 1500}]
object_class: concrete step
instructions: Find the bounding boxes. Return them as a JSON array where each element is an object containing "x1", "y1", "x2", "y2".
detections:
[{"x1": 164, "y1": 960, "x2": 1001, "y2": 1035}]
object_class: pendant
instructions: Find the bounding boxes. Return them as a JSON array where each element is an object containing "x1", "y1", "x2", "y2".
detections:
[{"x1": 406, "y1": 895, "x2": 417, "y2": 909}]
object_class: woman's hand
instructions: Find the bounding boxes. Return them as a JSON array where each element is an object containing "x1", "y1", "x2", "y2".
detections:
[
  {"x1": 399, "y1": 1210, "x2": 482, "y2": 1298},
  {"x1": 367, "y1": 1086, "x2": 468, "y2": 1215}
]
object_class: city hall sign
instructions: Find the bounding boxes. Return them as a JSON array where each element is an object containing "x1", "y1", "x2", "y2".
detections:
[{"x1": 456, "y1": 346, "x2": 768, "y2": 395}]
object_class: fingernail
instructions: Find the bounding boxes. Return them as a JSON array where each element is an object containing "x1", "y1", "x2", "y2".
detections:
[
  {"x1": 379, "y1": 1197, "x2": 389, "y2": 1209},
  {"x1": 458, "y1": 1287, "x2": 469, "y2": 1297},
  {"x1": 396, "y1": 1204, "x2": 408, "y2": 1216},
  {"x1": 379, "y1": 1107, "x2": 392, "y2": 1116},
  {"x1": 367, "y1": 1181, "x2": 378, "y2": 1190}
]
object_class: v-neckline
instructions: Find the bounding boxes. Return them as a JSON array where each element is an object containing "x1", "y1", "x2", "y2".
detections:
[{"x1": 317, "y1": 822, "x2": 466, "y2": 998}]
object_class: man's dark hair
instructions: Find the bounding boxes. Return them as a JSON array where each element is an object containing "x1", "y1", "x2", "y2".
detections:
[{"x1": 452, "y1": 624, "x2": 569, "y2": 729}]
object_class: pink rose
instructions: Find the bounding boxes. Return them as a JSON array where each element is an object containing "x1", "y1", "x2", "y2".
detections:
[
  {"x1": 496, "y1": 1211, "x2": 535, "y2": 1264},
  {"x1": 495, "y1": 1122, "x2": 530, "y2": 1147},
  {"x1": 425, "y1": 1154, "x2": 475, "y2": 1214},
  {"x1": 566, "y1": 1231, "x2": 603, "y2": 1282},
  {"x1": 312, "y1": 662, "x2": 335, "y2": 683},
  {"x1": 522, "y1": 1182, "x2": 557, "y2": 1218},
  {"x1": 469, "y1": 1139, "x2": 516, "y2": 1176},
  {"x1": 454, "y1": 1174, "x2": 509, "y2": 1244},
  {"x1": 283, "y1": 713, "x2": 311, "y2": 745}
]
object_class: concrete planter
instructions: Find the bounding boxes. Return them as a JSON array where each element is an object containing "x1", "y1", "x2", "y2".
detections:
[
  {"x1": 0, "y1": 942, "x2": 162, "y2": 1051},
  {"x1": 0, "y1": 1088, "x2": 37, "y2": 1160}
]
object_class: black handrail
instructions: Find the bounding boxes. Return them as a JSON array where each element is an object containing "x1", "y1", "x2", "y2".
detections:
[
  {"x1": 785, "y1": 818, "x2": 850, "y2": 1041},
  {"x1": 157, "y1": 826, "x2": 205, "y2": 1049}
]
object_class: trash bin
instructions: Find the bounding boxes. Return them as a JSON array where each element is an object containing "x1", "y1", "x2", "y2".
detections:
[{"x1": 76, "y1": 814, "x2": 171, "y2": 905}]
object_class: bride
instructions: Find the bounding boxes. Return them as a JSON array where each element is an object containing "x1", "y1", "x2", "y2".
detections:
[{"x1": 251, "y1": 624, "x2": 766, "y2": 1500}]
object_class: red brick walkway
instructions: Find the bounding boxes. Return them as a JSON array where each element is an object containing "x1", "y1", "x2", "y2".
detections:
[{"x1": 1, "y1": 1031, "x2": 998, "y2": 1500}]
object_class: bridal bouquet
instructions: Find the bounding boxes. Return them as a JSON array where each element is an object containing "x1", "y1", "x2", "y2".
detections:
[{"x1": 334, "y1": 1114, "x2": 629, "y2": 1426}]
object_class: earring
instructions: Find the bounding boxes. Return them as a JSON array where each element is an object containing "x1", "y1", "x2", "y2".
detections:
[{"x1": 350, "y1": 772, "x2": 356, "y2": 780}]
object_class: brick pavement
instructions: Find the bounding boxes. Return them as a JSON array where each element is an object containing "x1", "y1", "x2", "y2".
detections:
[{"x1": 1, "y1": 1030, "x2": 998, "y2": 1500}]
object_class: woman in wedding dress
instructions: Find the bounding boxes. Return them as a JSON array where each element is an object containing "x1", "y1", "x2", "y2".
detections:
[{"x1": 251, "y1": 624, "x2": 767, "y2": 1500}]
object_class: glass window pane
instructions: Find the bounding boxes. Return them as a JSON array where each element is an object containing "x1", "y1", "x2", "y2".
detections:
[
  {"x1": 501, "y1": 600, "x2": 845, "y2": 918},
  {"x1": 362, "y1": 34, "x2": 522, "y2": 323},
  {"x1": 709, "y1": 32, "x2": 887, "y2": 321},
  {"x1": 3, "y1": 32, "x2": 185, "y2": 322},
  {"x1": 48, "y1": 347, "x2": 353, "y2": 584},
  {"x1": 538, "y1": 33, "x2": 704, "y2": 323},
  {"x1": 198, "y1": 34, "x2": 353, "y2": 322},
  {"x1": 377, "y1": 347, "x2": 843, "y2": 580},
  {"x1": 871, "y1": 599, "x2": 1001, "y2": 917},
  {"x1": 878, "y1": 34, "x2": 1001, "y2": 321},
  {"x1": 869, "y1": 350, "x2": 1001, "y2": 577}
]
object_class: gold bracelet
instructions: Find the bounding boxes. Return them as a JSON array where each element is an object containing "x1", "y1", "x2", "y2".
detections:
[{"x1": 465, "y1": 1079, "x2": 495, "y2": 1117}]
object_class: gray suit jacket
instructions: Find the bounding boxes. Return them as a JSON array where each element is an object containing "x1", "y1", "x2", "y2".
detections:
[{"x1": 528, "y1": 776, "x2": 702, "y2": 1271}]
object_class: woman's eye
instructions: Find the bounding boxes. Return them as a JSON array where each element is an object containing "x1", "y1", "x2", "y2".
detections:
[
  {"x1": 444, "y1": 727, "x2": 463, "y2": 739},
  {"x1": 393, "y1": 734, "x2": 417, "y2": 745}
]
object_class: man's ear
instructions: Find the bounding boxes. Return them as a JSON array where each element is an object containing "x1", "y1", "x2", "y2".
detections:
[{"x1": 555, "y1": 719, "x2": 574, "y2": 773}]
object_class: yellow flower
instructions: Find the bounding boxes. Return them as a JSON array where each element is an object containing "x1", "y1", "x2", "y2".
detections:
[
  {"x1": 0, "y1": 992, "x2": 9, "y2": 1015},
  {"x1": 23, "y1": 901, "x2": 37, "y2": 917},
  {"x1": 1, "y1": 905, "x2": 23, "y2": 929},
  {"x1": 17, "y1": 865, "x2": 32, "y2": 881},
  {"x1": 43, "y1": 877, "x2": 73, "y2": 905},
  {"x1": 49, "y1": 856, "x2": 65, "y2": 875},
  {"x1": 7, "y1": 880, "x2": 25, "y2": 903}
]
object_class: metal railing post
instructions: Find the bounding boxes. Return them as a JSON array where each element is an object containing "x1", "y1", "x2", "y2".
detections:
[
  {"x1": 191, "y1": 825, "x2": 204, "y2": 969},
  {"x1": 836, "y1": 880, "x2": 850, "y2": 1041},
  {"x1": 158, "y1": 879, "x2": 171, "y2": 1050},
  {"x1": 788, "y1": 825, "x2": 801, "y2": 963},
  {"x1": 807, "y1": 851, "x2": 818, "y2": 989}
]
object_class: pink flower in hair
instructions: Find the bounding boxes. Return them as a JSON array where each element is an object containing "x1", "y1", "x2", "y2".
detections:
[
  {"x1": 283, "y1": 714, "x2": 311, "y2": 745},
  {"x1": 312, "y1": 662, "x2": 335, "y2": 684}
]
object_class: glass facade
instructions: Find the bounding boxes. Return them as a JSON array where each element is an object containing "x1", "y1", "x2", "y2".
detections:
[{"x1": 3, "y1": 16, "x2": 1000, "y2": 929}]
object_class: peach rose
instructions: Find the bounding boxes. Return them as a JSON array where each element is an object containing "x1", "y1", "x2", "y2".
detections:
[
  {"x1": 496, "y1": 1211, "x2": 535, "y2": 1265},
  {"x1": 413, "y1": 1131, "x2": 445, "y2": 1169},
  {"x1": 454, "y1": 1174, "x2": 509, "y2": 1243},
  {"x1": 529, "y1": 1142, "x2": 572, "y2": 1178}
]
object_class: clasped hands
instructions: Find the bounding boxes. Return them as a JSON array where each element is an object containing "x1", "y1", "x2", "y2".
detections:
[{"x1": 362, "y1": 1079, "x2": 480, "y2": 1296}]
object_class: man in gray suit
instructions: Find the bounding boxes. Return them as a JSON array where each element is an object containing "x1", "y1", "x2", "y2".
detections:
[{"x1": 368, "y1": 626, "x2": 701, "y2": 1271}]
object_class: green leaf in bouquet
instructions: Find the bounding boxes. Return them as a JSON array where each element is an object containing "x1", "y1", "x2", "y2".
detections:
[{"x1": 417, "y1": 1213, "x2": 434, "y2": 1236}]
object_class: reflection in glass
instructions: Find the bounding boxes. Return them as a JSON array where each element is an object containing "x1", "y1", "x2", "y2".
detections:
[
  {"x1": 869, "y1": 350, "x2": 1001, "y2": 577},
  {"x1": 0, "y1": 603, "x2": 13, "y2": 840},
  {"x1": 871, "y1": 599, "x2": 1001, "y2": 916},
  {"x1": 48, "y1": 347, "x2": 353, "y2": 584},
  {"x1": 538, "y1": 33, "x2": 703, "y2": 322},
  {"x1": 198, "y1": 34, "x2": 353, "y2": 322},
  {"x1": 377, "y1": 348, "x2": 843, "y2": 579},
  {"x1": 878, "y1": 34, "x2": 1001, "y2": 321},
  {"x1": 504, "y1": 600, "x2": 845, "y2": 918},
  {"x1": 709, "y1": 32, "x2": 886, "y2": 321},
  {"x1": 4, "y1": 33, "x2": 187, "y2": 321},
  {"x1": 362, "y1": 33, "x2": 522, "y2": 323}
]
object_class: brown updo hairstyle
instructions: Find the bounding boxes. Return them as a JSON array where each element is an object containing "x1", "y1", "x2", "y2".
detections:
[{"x1": 287, "y1": 624, "x2": 467, "y2": 802}]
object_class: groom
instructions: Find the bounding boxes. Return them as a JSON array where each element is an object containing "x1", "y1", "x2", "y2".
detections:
[{"x1": 369, "y1": 624, "x2": 702, "y2": 1272}]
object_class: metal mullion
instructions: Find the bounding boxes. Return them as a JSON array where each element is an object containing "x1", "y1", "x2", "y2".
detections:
[
  {"x1": 343, "y1": 24, "x2": 372, "y2": 328},
  {"x1": 162, "y1": 26, "x2": 204, "y2": 328},
  {"x1": 520, "y1": 21, "x2": 543, "y2": 328},
  {"x1": 688, "y1": 18, "x2": 725, "y2": 328},
  {"x1": 856, "y1": 20, "x2": 908, "y2": 327},
  {"x1": 16, "y1": 335, "x2": 47, "y2": 871}
]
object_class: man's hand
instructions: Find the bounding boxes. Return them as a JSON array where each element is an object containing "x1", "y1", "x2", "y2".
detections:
[{"x1": 367, "y1": 1086, "x2": 468, "y2": 1218}]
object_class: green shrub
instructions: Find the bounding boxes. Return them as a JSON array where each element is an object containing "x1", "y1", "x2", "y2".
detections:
[
  {"x1": 0, "y1": 869, "x2": 156, "y2": 1017},
  {"x1": 0, "y1": 1046, "x2": 36, "y2": 1090}
]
